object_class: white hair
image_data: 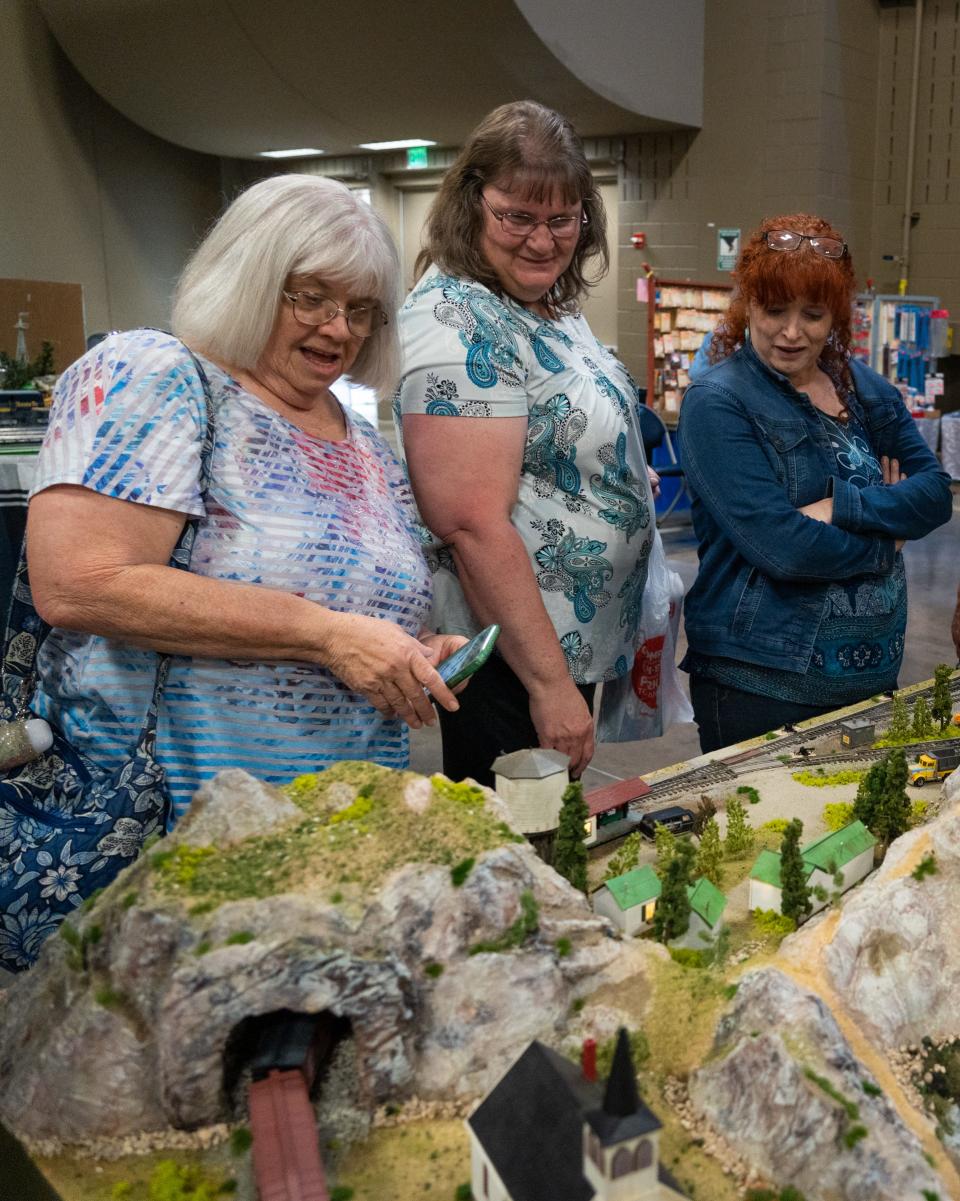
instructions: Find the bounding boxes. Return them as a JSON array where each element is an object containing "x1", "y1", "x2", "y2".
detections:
[{"x1": 171, "y1": 174, "x2": 401, "y2": 395}]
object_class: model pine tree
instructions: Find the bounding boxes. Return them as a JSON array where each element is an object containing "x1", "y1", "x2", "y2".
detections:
[
  {"x1": 553, "y1": 781, "x2": 589, "y2": 892},
  {"x1": 654, "y1": 823, "x2": 677, "y2": 875},
  {"x1": 887, "y1": 693, "x2": 911, "y2": 743},
  {"x1": 724, "y1": 795, "x2": 755, "y2": 858},
  {"x1": 779, "y1": 818, "x2": 812, "y2": 926},
  {"x1": 874, "y1": 749, "x2": 912, "y2": 851},
  {"x1": 931, "y1": 664, "x2": 954, "y2": 730},
  {"x1": 911, "y1": 696, "x2": 934, "y2": 740},
  {"x1": 604, "y1": 831, "x2": 642, "y2": 882},
  {"x1": 653, "y1": 837, "x2": 694, "y2": 943},
  {"x1": 695, "y1": 817, "x2": 724, "y2": 887},
  {"x1": 852, "y1": 759, "x2": 886, "y2": 830}
]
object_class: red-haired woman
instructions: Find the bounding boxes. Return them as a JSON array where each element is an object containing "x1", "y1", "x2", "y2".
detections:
[{"x1": 677, "y1": 214, "x2": 952, "y2": 752}]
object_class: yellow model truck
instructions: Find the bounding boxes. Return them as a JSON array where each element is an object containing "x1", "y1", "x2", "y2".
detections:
[{"x1": 908, "y1": 750, "x2": 960, "y2": 787}]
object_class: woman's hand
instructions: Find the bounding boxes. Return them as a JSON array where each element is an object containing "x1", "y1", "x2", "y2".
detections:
[
  {"x1": 881, "y1": 455, "x2": 907, "y2": 485},
  {"x1": 320, "y1": 612, "x2": 461, "y2": 728},
  {"x1": 647, "y1": 465, "x2": 661, "y2": 499},
  {"x1": 798, "y1": 496, "x2": 834, "y2": 524},
  {"x1": 418, "y1": 631, "x2": 471, "y2": 694},
  {"x1": 528, "y1": 677, "x2": 595, "y2": 778}
]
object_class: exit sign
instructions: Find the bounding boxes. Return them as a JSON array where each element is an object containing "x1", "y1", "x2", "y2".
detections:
[{"x1": 407, "y1": 146, "x2": 429, "y2": 169}]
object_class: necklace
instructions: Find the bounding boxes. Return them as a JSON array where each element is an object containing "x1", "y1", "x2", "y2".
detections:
[{"x1": 805, "y1": 371, "x2": 851, "y2": 425}]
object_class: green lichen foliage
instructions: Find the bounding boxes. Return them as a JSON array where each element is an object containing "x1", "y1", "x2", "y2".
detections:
[
  {"x1": 149, "y1": 762, "x2": 517, "y2": 912},
  {"x1": 146, "y1": 1160, "x2": 231, "y2": 1201},
  {"x1": 470, "y1": 890, "x2": 539, "y2": 955},
  {"x1": 793, "y1": 768, "x2": 866, "y2": 788}
]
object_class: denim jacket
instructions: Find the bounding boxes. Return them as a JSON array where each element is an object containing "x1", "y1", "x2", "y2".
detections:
[{"x1": 677, "y1": 343, "x2": 953, "y2": 673}]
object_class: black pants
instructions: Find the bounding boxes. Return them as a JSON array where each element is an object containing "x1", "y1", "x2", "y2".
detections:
[
  {"x1": 438, "y1": 653, "x2": 596, "y2": 787},
  {"x1": 689, "y1": 675, "x2": 836, "y2": 753}
]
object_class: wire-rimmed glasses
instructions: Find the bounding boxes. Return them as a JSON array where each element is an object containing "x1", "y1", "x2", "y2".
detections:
[
  {"x1": 480, "y1": 193, "x2": 587, "y2": 240},
  {"x1": 765, "y1": 230, "x2": 847, "y2": 260},
  {"x1": 282, "y1": 291, "x2": 387, "y2": 337}
]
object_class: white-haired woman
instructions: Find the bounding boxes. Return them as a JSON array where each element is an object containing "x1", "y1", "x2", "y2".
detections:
[{"x1": 24, "y1": 174, "x2": 464, "y2": 823}]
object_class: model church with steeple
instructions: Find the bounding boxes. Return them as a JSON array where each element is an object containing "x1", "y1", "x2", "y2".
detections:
[{"x1": 467, "y1": 1028, "x2": 688, "y2": 1200}]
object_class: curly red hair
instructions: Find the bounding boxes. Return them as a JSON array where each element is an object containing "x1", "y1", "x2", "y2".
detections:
[{"x1": 711, "y1": 213, "x2": 857, "y2": 388}]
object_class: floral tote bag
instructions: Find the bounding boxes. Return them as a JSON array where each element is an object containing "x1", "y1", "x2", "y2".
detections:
[{"x1": 0, "y1": 349, "x2": 214, "y2": 972}]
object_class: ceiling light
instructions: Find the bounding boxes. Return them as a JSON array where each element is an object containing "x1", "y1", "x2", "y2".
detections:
[
  {"x1": 259, "y1": 148, "x2": 324, "y2": 159},
  {"x1": 357, "y1": 139, "x2": 437, "y2": 151}
]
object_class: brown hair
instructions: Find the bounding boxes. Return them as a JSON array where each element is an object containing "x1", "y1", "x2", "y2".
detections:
[
  {"x1": 414, "y1": 100, "x2": 608, "y2": 316},
  {"x1": 711, "y1": 213, "x2": 857, "y2": 388}
]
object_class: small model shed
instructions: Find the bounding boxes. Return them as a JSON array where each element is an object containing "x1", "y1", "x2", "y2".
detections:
[
  {"x1": 584, "y1": 776, "x2": 652, "y2": 846},
  {"x1": 671, "y1": 877, "x2": 728, "y2": 951},
  {"x1": 840, "y1": 719, "x2": 875, "y2": 748},
  {"x1": 467, "y1": 1029, "x2": 688, "y2": 1200},
  {"x1": 748, "y1": 821, "x2": 877, "y2": 916},
  {"x1": 593, "y1": 866, "x2": 661, "y2": 936},
  {"x1": 492, "y1": 749, "x2": 570, "y2": 835}
]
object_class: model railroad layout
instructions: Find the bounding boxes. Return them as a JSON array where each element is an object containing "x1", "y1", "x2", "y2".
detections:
[
  {"x1": 242, "y1": 679, "x2": 959, "y2": 1197},
  {"x1": 601, "y1": 677, "x2": 960, "y2": 827}
]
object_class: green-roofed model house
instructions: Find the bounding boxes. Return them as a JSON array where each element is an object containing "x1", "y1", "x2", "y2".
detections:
[
  {"x1": 592, "y1": 866, "x2": 662, "y2": 936},
  {"x1": 671, "y1": 876, "x2": 728, "y2": 951},
  {"x1": 748, "y1": 821, "x2": 877, "y2": 916}
]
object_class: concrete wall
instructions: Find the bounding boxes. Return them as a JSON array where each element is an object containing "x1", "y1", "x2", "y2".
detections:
[
  {"x1": 1, "y1": 0, "x2": 222, "y2": 356},
  {"x1": 870, "y1": 2, "x2": 960, "y2": 329}
]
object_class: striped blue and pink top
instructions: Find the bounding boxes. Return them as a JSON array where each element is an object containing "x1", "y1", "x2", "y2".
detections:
[{"x1": 31, "y1": 329, "x2": 432, "y2": 821}]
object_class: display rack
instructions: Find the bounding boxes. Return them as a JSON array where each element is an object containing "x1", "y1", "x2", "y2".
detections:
[
  {"x1": 853, "y1": 293, "x2": 940, "y2": 386},
  {"x1": 646, "y1": 278, "x2": 732, "y2": 417}
]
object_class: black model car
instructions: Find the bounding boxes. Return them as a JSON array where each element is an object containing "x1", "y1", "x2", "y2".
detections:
[{"x1": 638, "y1": 805, "x2": 696, "y2": 840}]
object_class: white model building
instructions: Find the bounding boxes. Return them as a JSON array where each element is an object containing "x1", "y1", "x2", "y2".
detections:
[
  {"x1": 748, "y1": 821, "x2": 877, "y2": 916},
  {"x1": 593, "y1": 866, "x2": 661, "y2": 936},
  {"x1": 467, "y1": 1028, "x2": 688, "y2": 1200}
]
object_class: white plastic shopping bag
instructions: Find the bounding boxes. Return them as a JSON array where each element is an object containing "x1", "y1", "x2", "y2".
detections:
[{"x1": 596, "y1": 527, "x2": 693, "y2": 741}]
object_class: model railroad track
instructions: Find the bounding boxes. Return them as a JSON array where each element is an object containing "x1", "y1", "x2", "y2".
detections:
[
  {"x1": 638, "y1": 761, "x2": 739, "y2": 804},
  {"x1": 607, "y1": 705, "x2": 960, "y2": 832},
  {"x1": 796, "y1": 736, "x2": 960, "y2": 769}
]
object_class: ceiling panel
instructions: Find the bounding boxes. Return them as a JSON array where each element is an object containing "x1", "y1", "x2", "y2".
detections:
[{"x1": 38, "y1": 0, "x2": 704, "y2": 159}]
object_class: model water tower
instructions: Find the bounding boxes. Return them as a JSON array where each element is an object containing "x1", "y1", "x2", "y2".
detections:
[{"x1": 492, "y1": 748, "x2": 569, "y2": 859}]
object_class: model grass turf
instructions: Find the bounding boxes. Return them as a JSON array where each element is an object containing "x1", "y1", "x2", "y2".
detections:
[
  {"x1": 644, "y1": 955, "x2": 731, "y2": 1076},
  {"x1": 36, "y1": 1146, "x2": 238, "y2": 1201},
  {"x1": 331, "y1": 1119, "x2": 468, "y2": 1200},
  {"x1": 148, "y1": 763, "x2": 521, "y2": 911}
]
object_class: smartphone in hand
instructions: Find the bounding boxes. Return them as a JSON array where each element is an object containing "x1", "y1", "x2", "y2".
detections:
[{"x1": 436, "y1": 624, "x2": 500, "y2": 688}]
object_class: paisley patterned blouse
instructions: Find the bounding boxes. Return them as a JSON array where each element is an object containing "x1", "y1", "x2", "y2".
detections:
[
  {"x1": 31, "y1": 330, "x2": 433, "y2": 820},
  {"x1": 396, "y1": 269, "x2": 654, "y2": 685}
]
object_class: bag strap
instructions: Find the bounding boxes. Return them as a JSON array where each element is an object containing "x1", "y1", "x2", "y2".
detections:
[{"x1": 0, "y1": 340, "x2": 217, "y2": 727}]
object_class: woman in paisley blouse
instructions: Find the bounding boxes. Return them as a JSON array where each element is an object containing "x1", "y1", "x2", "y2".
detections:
[
  {"x1": 25, "y1": 174, "x2": 465, "y2": 821},
  {"x1": 397, "y1": 101, "x2": 655, "y2": 784},
  {"x1": 678, "y1": 213, "x2": 953, "y2": 751}
]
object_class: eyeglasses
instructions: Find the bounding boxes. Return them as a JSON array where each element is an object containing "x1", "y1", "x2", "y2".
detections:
[
  {"x1": 282, "y1": 290, "x2": 387, "y2": 338},
  {"x1": 765, "y1": 230, "x2": 847, "y2": 260},
  {"x1": 480, "y1": 193, "x2": 587, "y2": 240}
]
